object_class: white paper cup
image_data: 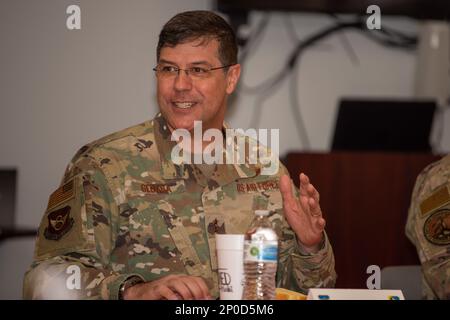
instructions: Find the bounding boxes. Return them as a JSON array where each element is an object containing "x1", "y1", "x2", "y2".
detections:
[{"x1": 215, "y1": 234, "x2": 245, "y2": 300}]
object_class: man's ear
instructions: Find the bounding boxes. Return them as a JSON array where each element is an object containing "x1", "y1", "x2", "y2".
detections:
[{"x1": 225, "y1": 64, "x2": 241, "y2": 95}]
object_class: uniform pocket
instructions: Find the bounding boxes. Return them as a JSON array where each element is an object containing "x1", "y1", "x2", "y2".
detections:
[{"x1": 115, "y1": 180, "x2": 187, "y2": 279}]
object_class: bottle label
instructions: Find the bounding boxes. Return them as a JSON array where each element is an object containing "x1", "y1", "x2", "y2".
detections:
[{"x1": 244, "y1": 240, "x2": 278, "y2": 262}]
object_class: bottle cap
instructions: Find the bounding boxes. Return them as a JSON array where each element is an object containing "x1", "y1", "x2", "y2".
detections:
[{"x1": 255, "y1": 210, "x2": 270, "y2": 216}]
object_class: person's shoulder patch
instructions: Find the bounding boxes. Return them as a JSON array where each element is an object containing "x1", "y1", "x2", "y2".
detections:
[
  {"x1": 35, "y1": 176, "x2": 93, "y2": 260},
  {"x1": 44, "y1": 205, "x2": 74, "y2": 240},
  {"x1": 420, "y1": 184, "x2": 450, "y2": 217},
  {"x1": 47, "y1": 179, "x2": 75, "y2": 211},
  {"x1": 423, "y1": 208, "x2": 450, "y2": 245}
]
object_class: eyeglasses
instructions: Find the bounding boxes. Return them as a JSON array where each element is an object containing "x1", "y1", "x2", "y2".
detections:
[{"x1": 153, "y1": 64, "x2": 235, "y2": 79}]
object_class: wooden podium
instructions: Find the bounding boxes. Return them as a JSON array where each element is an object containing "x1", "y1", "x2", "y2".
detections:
[{"x1": 285, "y1": 152, "x2": 442, "y2": 288}]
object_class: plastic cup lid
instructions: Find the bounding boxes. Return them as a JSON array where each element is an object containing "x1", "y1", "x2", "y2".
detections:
[{"x1": 215, "y1": 234, "x2": 245, "y2": 250}]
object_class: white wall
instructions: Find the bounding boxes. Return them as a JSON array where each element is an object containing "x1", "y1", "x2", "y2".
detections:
[{"x1": 0, "y1": 0, "x2": 449, "y2": 299}]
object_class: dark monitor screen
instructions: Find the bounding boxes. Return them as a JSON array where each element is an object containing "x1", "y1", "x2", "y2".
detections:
[
  {"x1": 331, "y1": 99, "x2": 436, "y2": 152},
  {"x1": 0, "y1": 169, "x2": 17, "y2": 228}
]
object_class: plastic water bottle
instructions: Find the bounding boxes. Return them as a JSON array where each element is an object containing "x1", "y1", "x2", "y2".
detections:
[{"x1": 242, "y1": 210, "x2": 278, "y2": 300}]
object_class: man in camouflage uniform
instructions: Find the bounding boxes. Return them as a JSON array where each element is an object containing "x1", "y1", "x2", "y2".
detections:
[
  {"x1": 406, "y1": 154, "x2": 450, "y2": 299},
  {"x1": 23, "y1": 10, "x2": 336, "y2": 300}
]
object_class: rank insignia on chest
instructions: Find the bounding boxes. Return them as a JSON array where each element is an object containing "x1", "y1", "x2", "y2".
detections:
[{"x1": 44, "y1": 205, "x2": 74, "y2": 240}]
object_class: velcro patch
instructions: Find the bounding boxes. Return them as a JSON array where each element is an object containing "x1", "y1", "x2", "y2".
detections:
[
  {"x1": 35, "y1": 176, "x2": 93, "y2": 260},
  {"x1": 420, "y1": 185, "x2": 450, "y2": 217},
  {"x1": 423, "y1": 209, "x2": 450, "y2": 245},
  {"x1": 47, "y1": 179, "x2": 75, "y2": 211},
  {"x1": 44, "y1": 205, "x2": 74, "y2": 240}
]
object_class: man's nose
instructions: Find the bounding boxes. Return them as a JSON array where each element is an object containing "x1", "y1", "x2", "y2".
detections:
[{"x1": 173, "y1": 70, "x2": 192, "y2": 91}]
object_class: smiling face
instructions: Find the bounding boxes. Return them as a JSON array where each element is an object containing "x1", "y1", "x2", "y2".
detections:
[{"x1": 156, "y1": 38, "x2": 240, "y2": 133}]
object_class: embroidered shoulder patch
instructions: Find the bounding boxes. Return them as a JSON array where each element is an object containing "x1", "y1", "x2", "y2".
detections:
[
  {"x1": 420, "y1": 185, "x2": 450, "y2": 217},
  {"x1": 423, "y1": 209, "x2": 450, "y2": 245},
  {"x1": 47, "y1": 179, "x2": 75, "y2": 211},
  {"x1": 44, "y1": 206, "x2": 74, "y2": 240}
]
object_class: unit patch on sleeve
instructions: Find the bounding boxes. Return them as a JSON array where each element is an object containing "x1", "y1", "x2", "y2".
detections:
[
  {"x1": 423, "y1": 209, "x2": 450, "y2": 245},
  {"x1": 43, "y1": 178, "x2": 76, "y2": 241},
  {"x1": 44, "y1": 205, "x2": 74, "y2": 240}
]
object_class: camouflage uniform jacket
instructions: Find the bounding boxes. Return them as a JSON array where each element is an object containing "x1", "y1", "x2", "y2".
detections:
[
  {"x1": 23, "y1": 113, "x2": 336, "y2": 299},
  {"x1": 406, "y1": 154, "x2": 450, "y2": 299}
]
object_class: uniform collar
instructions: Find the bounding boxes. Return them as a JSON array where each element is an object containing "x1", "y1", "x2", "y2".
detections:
[
  {"x1": 152, "y1": 113, "x2": 258, "y2": 183},
  {"x1": 153, "y1": 113, "x2": 189, "y2": 180}
]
